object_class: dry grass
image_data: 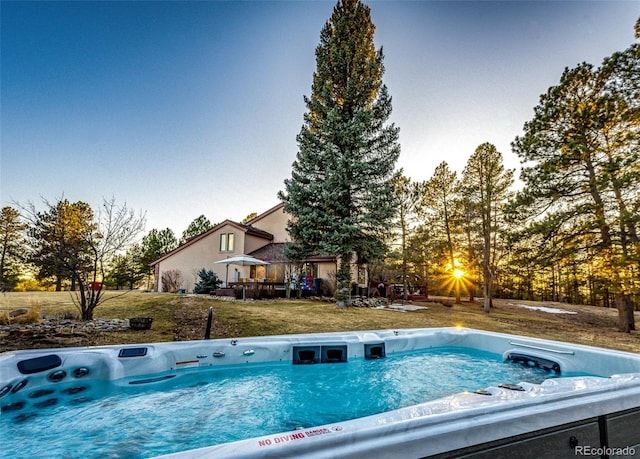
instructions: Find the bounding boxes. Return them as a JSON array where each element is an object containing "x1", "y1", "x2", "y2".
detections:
[
  {"x1": 0, "y1": 297, "x2": 41, "y2": 325},
  {"x1": 210, "y1": 297, "x2": 640, "y2": 353},
  {"x1": 1, "y1": 291, "x2": 639, "y2": 354}
]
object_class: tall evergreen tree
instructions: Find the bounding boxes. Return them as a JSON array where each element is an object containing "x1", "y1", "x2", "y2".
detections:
[
  {"x1": 391, "y1": 174, "x2": 424, "y2": 301},
  {"x1": 279, "y1": 0, "x2": 400, "y2": 305},
  {"x1": 139, "y1": 228, "x2": 178, "y2": 282},
  {"x1": 180, "y1": 215, "x2": 213, "y2": 245},
  {"x1": 106, "y1": 244, "x2": 144, "y2": 290},
  {"x1": 0, "y1": 206, "x2": 26, "y2": 290},
  {"x1": 28, "y1": 199, "x2": 96, "y2": 291},
  {"x1": 511, "y1": 44, "x2": 639, "y2": 330},
  {"x1": 461, "y1": 143, "x2": 514, "y2": 312},
  {"x1": 423, "y1": 162, "x2": 463, "y2": 303}
]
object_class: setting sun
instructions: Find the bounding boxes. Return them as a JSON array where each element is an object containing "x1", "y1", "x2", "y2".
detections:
[{"x1": 453, "y1": 269, "x2": 465, "y2": 279}]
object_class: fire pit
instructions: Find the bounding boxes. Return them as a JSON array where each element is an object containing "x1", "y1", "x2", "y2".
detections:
[{"x1": 128, "y1": 317, "x2": 153, "y2": 330}]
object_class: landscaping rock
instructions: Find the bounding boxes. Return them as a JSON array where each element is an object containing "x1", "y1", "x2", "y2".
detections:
[
  {"x1": 8, "y1": 308, "x2": 29, "y2": 318},
  {"x1": 0, "y1": 318, "x2": 129, "y2": 335},
  {"x1": 349, "y1": 297, "x2": 388, "y2": 308},
  {"x1": 0, "y1": 317, "x2": 132, "y2": 352}
]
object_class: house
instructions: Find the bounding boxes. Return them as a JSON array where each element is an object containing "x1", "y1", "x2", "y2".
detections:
[{"x1": 151, "y1": 203, "x2": 356, "y2": 296}]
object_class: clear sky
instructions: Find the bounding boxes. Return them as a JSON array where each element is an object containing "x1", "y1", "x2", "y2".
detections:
[{"x1": 1, "y1": 1, "x2": 637, "y2": 236}]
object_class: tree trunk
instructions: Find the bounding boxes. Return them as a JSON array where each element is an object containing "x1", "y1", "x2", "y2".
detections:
[
  {"x1": 465, "y1": 231, "x2": 475, "y2": 303},
  {"x1": 0, "y1": 243, "x2": 7, "y2": 285},
  {"x1": 585, "y1": 157, "x2": 612, "y2": 246},
  {"x1": 483, "y1": 278, "x2": 492, "y2": 312},
  {"x1": 616, "y1": 293, "x2": 635, "y2": 333},
  {"x1": 401, "y1": 221, "x2": 408, "y2": 303},
  {"x1": 78, "y1": 287, "x2": 89, "y2": 320},
  {"x1": 336, "y1": 252, "x2": 352, "y2": 307},
  {"x1": 482, "y1": 229, "x2": 492, "y2": 313}
]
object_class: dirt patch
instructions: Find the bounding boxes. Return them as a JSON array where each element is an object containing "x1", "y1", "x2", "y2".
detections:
[{"x1": 173, "y1": 303, "x2": 210, "y2": 341}]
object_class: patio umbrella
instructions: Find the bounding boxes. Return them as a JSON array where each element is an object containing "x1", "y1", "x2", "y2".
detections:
[{"x1": 214, "y1": 255, "x2": 270, "y2": 287}]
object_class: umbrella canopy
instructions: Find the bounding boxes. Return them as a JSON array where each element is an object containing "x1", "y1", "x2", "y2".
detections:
[
  {"x1": 214, "y1": 255, "x2": 270, "y2": 266},
  {"x1": 214, "y1": 255, "x2": 270, "y2": 287}
]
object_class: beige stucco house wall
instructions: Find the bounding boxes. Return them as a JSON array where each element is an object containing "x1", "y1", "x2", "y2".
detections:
[
  {"x1": 152, "y1": 220, "x2": 273, "y2": 293},
  {"x1": 244, "y1": 203, "x2": 291, "y2": 243}
]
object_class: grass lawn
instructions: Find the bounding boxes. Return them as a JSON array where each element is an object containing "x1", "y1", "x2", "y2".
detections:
[{"x1": 1, "y1": 291, "x2": 639, "y2": 353}]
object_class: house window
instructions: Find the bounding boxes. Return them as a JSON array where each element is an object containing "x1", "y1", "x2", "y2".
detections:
[
  {"x1": 302, "y1": 263, "x2": 318, "y2": 278},
  {"x1": 220, "y1": 233, "x2": 234, "y2": 252},
  {"x1": 358, "y1": 265, "x2": 366, "y2": 285},
  {"x1": 250, "y1": 265, "x2": 266, "y2": 280}
]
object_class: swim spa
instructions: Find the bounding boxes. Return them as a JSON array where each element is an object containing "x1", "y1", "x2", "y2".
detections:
[{"x1": 1, "y1": 327, "x2": 640, "y2": 458}]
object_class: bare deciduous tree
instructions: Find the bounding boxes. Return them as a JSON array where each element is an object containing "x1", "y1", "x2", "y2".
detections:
[{"x1": 23, "y1": 196, "x2": 145, "y2": 319}]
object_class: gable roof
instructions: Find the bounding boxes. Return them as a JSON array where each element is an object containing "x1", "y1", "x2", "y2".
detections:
[
  {"x1": 150, "y1": 219, "x2": 273, "y2": 266},
  {"x1": 249, "y1": 242, "x2": 337, "y2": 264},
  {"x1": 244, "y1": 202, "x2": 285, "y2": 226}
]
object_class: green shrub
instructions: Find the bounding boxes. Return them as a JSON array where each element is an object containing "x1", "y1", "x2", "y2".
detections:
[{"x1": 194, "y1": 269, "x2": 222, "y2": 294}]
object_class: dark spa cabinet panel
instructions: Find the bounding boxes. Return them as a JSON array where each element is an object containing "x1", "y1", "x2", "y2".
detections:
[
  {"x1": 607, "y1": 408, "x2": 640, "y2": 458},
  {"x1": 429, "y1": 419, "x2": 601, "y2": 459}
]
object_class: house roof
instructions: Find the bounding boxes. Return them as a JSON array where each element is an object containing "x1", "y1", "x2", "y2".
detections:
[
  {"x1": 244, "y1": 202, "x2": 285, "y2": 226},
  {"x1": 249, "y1": 242, "x2": 336, "y2": 264},
  {"x1": 150, "y1": 219, "x2": 274, "y2": 266},
  {"x1": 248, "y1": 242, "x2": 289, "y2": 263}
]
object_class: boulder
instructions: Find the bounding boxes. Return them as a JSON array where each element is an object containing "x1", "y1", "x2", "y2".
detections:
[{"x1": 9, "y1": 308, "x2": 29, "y2": 318}]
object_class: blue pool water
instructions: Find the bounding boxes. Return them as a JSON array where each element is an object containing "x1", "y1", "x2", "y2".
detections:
[{"x1": 1, "y1": 347, "x2": 566, "y2": 459}]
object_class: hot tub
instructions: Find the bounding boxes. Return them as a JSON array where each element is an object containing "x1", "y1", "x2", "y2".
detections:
[{"x1": 1, "y1": 327, "x2": 640, "y2": 458}]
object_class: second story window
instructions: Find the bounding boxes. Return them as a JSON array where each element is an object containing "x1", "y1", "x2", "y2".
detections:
[{"x1": 220, "y1": 233, "x2": 234, "y2": 252}]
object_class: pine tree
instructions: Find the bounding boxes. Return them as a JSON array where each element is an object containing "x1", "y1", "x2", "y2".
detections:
[
  {"x1": 511, "y1": 44, "x2": 639, "y2": 329},
  {"x1": 461, "y1": 143, "x2": 514, "y2": 313},
  {"x1": 423, "y1": 162, "x2": 462, "y2": 303},
  {"x1": 0, "y1": 206, "x2": 26, "y2": 290},
  {"x1": 279, "y1": 0, "x2": 400, "y2": 305},
  {"x1": 180, "y1": 215, "x2": 213, "y2": 245}
]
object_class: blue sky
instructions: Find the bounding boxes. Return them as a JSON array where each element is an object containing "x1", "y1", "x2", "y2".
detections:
[{"x1": 1, "y1": 1, "x2": 637, "y2": 236}]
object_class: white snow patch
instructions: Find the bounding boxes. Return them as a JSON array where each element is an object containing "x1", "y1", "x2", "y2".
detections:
[
  {"x1": 509, "y1": 303, "x2": 578, "y2": 315},
  {"x1": 387, "y1": 304, "x2": 428, "y2": 312}
]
